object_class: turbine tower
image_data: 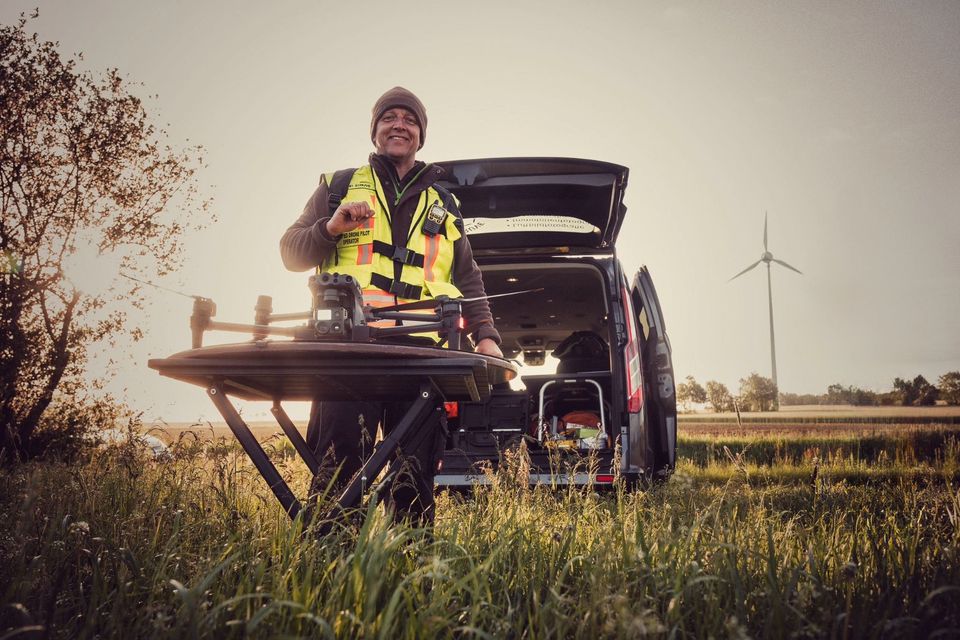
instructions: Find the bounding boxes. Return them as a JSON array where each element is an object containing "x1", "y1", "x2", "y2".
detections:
[{"x1": 729, "y1": 212, "x2": 802, "y2": 390}]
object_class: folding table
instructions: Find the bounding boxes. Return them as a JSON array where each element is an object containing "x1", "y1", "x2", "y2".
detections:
[{"x1": 149, "y1": 341, "x2": 517, "y2": 520}]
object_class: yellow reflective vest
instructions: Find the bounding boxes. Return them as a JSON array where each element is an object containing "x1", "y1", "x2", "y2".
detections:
[{"x1": 319, "y1": 165, "x2": 464, "y2": 333}]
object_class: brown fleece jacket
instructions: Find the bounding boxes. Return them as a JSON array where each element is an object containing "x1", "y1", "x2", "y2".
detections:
[{"x1": 279, "y1": 154, "x2": 500, "y2": 345}]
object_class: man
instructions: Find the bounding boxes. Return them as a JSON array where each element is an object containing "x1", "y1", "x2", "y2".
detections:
[{"x1": 280, "y1": 86, "x2": 501, "y2": 524}]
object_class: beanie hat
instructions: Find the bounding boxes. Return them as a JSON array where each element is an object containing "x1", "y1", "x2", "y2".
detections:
[{"x1": 370, "y1": 86, "x2": 428, "y2": 149}]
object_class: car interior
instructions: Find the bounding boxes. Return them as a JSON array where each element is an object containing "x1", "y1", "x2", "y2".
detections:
[
  {"x1": 449, "y1": 262, "x2": 615, "y2": 454},
  {"x1": 480, "y1": 263, "x2": 609, "y2": 368}
]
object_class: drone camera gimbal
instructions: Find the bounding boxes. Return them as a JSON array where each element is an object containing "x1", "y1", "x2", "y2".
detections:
[{"x1": 309, "y1": 272, "x2": 367, "y2": 340}]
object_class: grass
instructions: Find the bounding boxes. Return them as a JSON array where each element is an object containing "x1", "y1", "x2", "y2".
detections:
[
  {"x1": 678, "y1": 425, "x2": 960, "y2": 467},
  {"x1": 680, "y1": 404, "x2": 960, "y2": 422},
  {"x1": 1, "y1": 423, "x2": 959, "y2": 638}
]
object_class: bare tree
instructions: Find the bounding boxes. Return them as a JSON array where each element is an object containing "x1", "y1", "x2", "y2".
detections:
[{"x1": 1, "y1": 15, "x2": 211, "y2": 461}]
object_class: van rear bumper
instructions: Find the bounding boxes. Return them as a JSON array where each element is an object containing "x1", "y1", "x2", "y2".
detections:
[{"x1": 434, "y1": 471, "x2": 618, "y2": 487}]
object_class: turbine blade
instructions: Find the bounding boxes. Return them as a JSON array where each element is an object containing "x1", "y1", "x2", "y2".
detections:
[
  {"x1": 729, "y1": 260, "x2": 762, "y2": 281},
  {"x1": 763, "y1": 211, "x2": 768, "y2": 251},
  {"x1": 772, "y1": 258, "x2": 802, "y2": 275}
]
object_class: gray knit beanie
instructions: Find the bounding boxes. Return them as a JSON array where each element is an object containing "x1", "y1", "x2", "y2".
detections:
[{"x1": 370, "y1": 86, "x2": 427, "y2": 149}]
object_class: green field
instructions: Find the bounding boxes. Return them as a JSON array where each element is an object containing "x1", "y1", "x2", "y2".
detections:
[{"x1": 2, "y1": 418, "x2": 959, "y2": 639}]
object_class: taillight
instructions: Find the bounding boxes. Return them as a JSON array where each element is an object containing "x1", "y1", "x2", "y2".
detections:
[
  {"x1": 595, "y1": 474, "x2": 615, "y2": 483},
  {"x1": 621, "y1": 285, "x2": 643, "y2": 413},
  {"x1": 444, "y1": 401, "x2": 459, "y2": 418}
]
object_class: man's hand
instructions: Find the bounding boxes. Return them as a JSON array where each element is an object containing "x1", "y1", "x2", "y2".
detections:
[
  {"x1": 475, "y1": 337, "x2": 503, "y2": 358},
  {"x1": 326, "y1": 201, "x2": 375, "y2": 236}
]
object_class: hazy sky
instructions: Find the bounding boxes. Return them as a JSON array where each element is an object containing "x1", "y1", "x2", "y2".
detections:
[{"x1": 4, "y1": 1, "x2": 959, "y2": 422}]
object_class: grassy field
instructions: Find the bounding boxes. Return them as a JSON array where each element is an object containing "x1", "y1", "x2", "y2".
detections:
[
  {"x1": 2, "y1": 415, "x2": 959, "y2": 639},
  {"x1": 684, "y1": 404, "x2": 960, "y2": 419},
  {"x1": 147, "y1": 405, "x2": 960, "y2": 443}
]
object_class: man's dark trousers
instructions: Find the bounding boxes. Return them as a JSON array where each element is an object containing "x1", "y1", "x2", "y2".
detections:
[{"x1": 306, "y1": 400, "x2": 445, "y2": 524}]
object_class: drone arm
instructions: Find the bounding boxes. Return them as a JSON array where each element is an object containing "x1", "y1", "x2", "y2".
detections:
[
  {"x1": 373, "y1": 311, "x2": 442, "y2": 322},
  {"x1": 206, "y1": 321, "x2": 299, "y2": 338},
  {"x1": 267, "y1": 311, "x2": 313, "y2": 322}
]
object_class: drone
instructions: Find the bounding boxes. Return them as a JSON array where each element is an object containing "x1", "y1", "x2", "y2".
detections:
[{"x1": 187, "y1": 272, "x2": 537, "y2": 351}]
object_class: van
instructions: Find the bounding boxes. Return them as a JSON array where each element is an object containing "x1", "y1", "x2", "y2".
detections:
[{"x1": 433, "y1": 158, "x2": 677, "y2": 487}]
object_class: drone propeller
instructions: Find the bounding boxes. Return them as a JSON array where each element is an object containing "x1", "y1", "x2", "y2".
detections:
[
  {"x1": 462, "y1": 287, "x2": 545, "y2": 303},
  {"x1": 373, "y1": 288, "x2": 545, "y2": 312},
  {"x1": 120, "y1": 272, "x2": 208, "y2": 300}
]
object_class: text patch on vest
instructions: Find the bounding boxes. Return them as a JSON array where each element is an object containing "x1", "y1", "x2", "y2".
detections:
[{"x1": 338, "y1": 217, "x2": 375, "y2": 247}]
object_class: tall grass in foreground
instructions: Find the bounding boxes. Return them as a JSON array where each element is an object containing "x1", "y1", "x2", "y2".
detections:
[{"x1": 1, "y1": 435, "x2": 959, "y2": 639}]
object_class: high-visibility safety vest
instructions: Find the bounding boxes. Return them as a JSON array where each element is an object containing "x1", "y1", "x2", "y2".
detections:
[{"x1": 319, "y1": 165, "x2": 464, "y2": 338}]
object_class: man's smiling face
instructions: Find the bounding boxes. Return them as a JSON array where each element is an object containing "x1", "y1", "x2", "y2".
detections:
[{"x1": 373, "y1": 107, "x2": 421, "y2": 165}]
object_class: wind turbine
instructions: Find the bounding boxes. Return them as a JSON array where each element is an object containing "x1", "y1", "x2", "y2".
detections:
[{"x1": 729, "y1": 212, "x2": 802, "y2": 390}]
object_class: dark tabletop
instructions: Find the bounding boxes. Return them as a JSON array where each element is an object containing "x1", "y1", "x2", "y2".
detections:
[{"x1": 149, "y1": 340, "x2": 518, "y2": 403}]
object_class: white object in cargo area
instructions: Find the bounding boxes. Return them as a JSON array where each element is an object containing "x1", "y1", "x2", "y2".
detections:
[
  {"x1": 463, "y1": 215, "x2": 598, "y2": 235},
  {"x1": 537, "y1": 377, "x2": 606, "y2": 445}
]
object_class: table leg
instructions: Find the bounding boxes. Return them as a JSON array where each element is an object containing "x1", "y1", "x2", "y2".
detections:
[
  {"x1": 271, "y1": 401, "x2": 320, "y2": 476},
  {"x1": 335, "y1": 383, "x2": 439, "y2": 512},
  {"x1": 207, "y1": 384, "x2": 302, "y2": 519}
]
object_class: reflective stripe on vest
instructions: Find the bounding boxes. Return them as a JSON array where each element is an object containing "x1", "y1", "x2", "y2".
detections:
[
  {"x1": 360, "y1": 288, "x2": 398, "y2": 328},
  {"x1": 319, "y1": 166, "x2": 464, "y2": 340}
]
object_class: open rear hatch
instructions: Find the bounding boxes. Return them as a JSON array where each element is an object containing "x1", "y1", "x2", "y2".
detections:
[{"x1": 435, "y1": 157, "x2": 629, "y2": 254}]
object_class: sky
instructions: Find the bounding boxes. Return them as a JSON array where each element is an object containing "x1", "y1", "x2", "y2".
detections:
[{"x1": 4, "y1": 0, "x2": 959, "y2": 422}]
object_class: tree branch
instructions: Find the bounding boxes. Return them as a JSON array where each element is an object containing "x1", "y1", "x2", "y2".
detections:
[{"x1": 18, "y1": 288, "x2": 80, "y2": 448}]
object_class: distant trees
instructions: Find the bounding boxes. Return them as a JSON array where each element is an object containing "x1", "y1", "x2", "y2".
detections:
[
  {"x1": 676, "y1": 375, "x2": 707, "y2": 411},
  {"x1": 779, "y1": 374, "x2": 958, "y2": 408},
  {"x1": 690, "y1": 371, "x2": 960, "y2": 412},
  {"x1": 778, "y1": 392, "x2": 821, "y2": 406},
  {"x1": 916, "y1": 378, "x2": 939, "y2": 406},
  {"x1": 825, "y1": 383, "x2": 877, "y2": 406},
  {"x1": 825, "y1": 384, "x2": 845, "y2": 404},
  {"x1": 939, "y1": 372, "x2": 960, "y2": 406},
  {"x1": 0, "y1": 16, "x2": 211, "y2": 461},
  {"x1": 705, "y1": 381, "x2": 733, "y2": 413},
  {"x1": 893, "y1": 375, "x2": 938, "y2": 407},
  {"x1": 738, "y1": 373, "x2": 778, "y2": 412}
]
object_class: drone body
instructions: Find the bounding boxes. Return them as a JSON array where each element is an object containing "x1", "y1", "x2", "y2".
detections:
[{"x1": 189, "y1": 272, "x2": 466, "y2": 350}]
